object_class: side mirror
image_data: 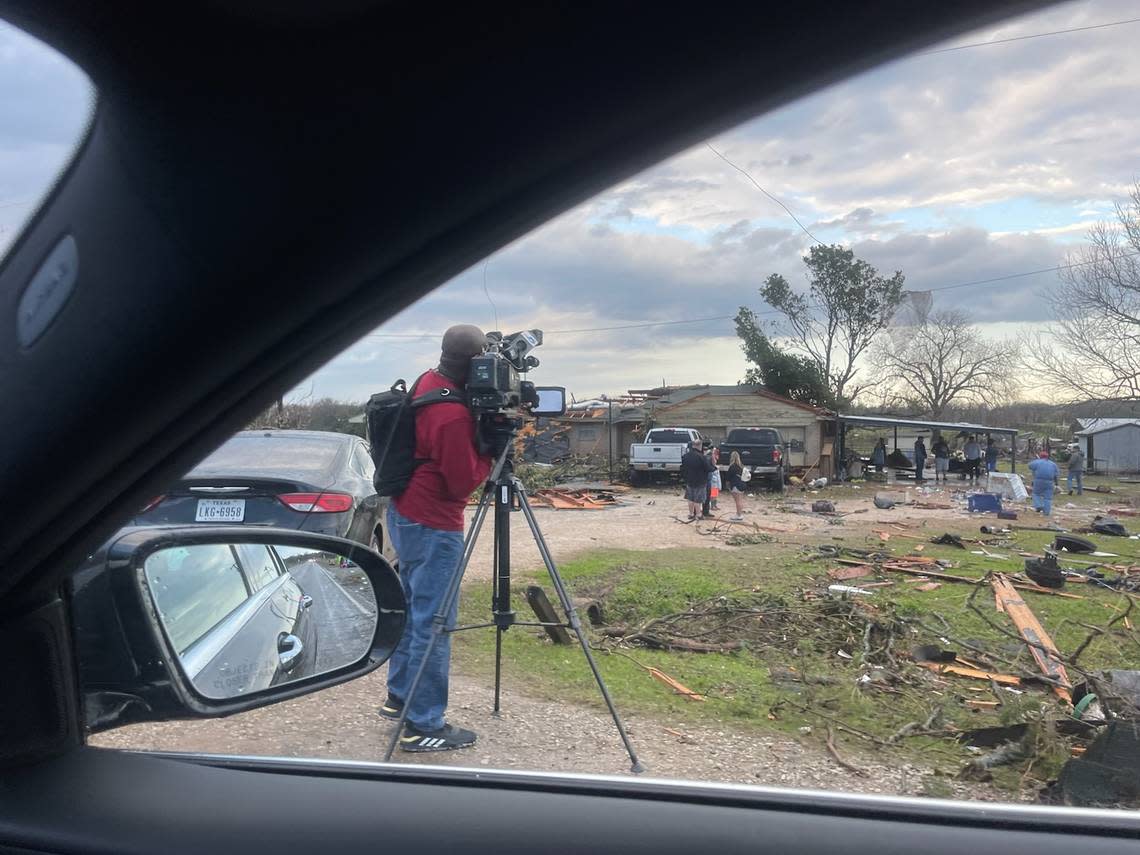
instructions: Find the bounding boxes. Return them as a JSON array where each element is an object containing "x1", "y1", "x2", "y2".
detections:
[
  {"x1": 69, "y1": 526, "x2": 405, "y2": 732},
  {"x1": 531, "y1": 386, "x2": 566, "y2": 416}
]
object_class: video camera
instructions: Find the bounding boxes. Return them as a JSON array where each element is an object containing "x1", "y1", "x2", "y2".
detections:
[{"x1": 467, "y1": 329, "x2": 565, "y2": 417}]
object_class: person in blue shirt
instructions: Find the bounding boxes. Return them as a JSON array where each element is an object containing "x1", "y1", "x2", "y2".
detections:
[{"x1": 1027, "y1": 450, "x2": 1060, "y2": 515}]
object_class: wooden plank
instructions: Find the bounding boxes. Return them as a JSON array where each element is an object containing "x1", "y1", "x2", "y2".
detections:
[
  {"x1": 524, "y1": 586, "x2": 572, "y2": 645},
  {"x1": 990, "y1": 575, "x2": 1073, "y2": 704},
  {"x1": 828, "y1": 565, "x2": 875, "y2": 581},
  {"x1": 918, "y1": 662, "x2": 1020, "y2": 685},
  {"x1": 965, "y1": 700, "x2": 1000, "y2": 710},
  {"x1": 881, "y1": 563, "x2": 1085, "y2": 599}
]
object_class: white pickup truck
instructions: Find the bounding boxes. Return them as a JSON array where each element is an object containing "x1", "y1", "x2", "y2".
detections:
[{"x1": 628, "y1": 427, "x2": 706, "y2": 484}]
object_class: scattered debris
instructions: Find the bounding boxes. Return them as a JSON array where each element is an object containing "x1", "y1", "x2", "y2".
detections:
[
  {"x1": 824, "y1": 724, "x2": 869, "y2": 777},
  {"x1": 528, "y1": 487, "x2": 623, "y2": 510},
  {"x1": 811, "y1": 500, "x2": 836, "y2": 513},
  {"x1": 958, "y1": 723, "x2": 1029, "y2": 748},
  {"x1": 911, "y1": 644, "x2": 957, "y2": 663},
  {"x1": 828, "y1": 565, "x2": 875, "y2": 581},
  {"x1": 967, "y1": 493, "x2": 1002, "y2": 513},
  {"x1": 525, "y1": 585, "x2": 572, "y2": 645},
  {"x1": 1091, "y1": 516, "x2": 1129, "y2": 537},
  {"x1": 1051, "y1": 722, "x2": 1140, "y2": 808},
  {"x1": 915, "y1": 582, "x2": 943, "y2": 592},
  {"x1": 1024, "y1": 551, "x2": 1065, "y2": 589},
  {"x1": 958, "y1": 734, "x2": 1031, "y2": 780},
  {"x1": 648, "y1": 666, "x2": 706, "y2": 701},
  {"x1": 723, "y1": 532, "x2": 776, "y2": 546},
  {"x1": 964, "y1": 699, "x2": 1000, "y2": 710},
  {"x1": 932, "y1": 533, "x2": 966, "y2": 548},
  {"x1": 874, "y1": 492, "x2": 900, "y2": 510},
  {"x1": 990, "y1": 574, "x2": 1073, "y2": 703},
  {"x1": 828, "y1": 584, "x2": 874, "y2": 597},
  {"x1": 1054, "y1": 534, "x2": 1097, "y2": 554}
]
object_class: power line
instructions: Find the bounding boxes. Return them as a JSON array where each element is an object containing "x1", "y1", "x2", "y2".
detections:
[
  {"x1": 704, "y1": 143, "x2": 823, "y2": 245},
  {"x1": 481, "y1": 259, "x2": 499, "y2": 331},
  {"x1": 917, "y1": 16, "x2": 1140, "y2": 56},
  {"x1": 923, "y1": 249, "x2": 1140, "y2": 293},
  {"x1": 363, "y1": 251, "x2": 1132, "y2": 340}
]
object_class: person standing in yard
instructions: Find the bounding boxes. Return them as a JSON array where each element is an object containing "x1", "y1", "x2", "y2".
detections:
[
  {"x1": 1068, "y1": 444, "x2": 1085, "y2": 495},
  {"x1": 932, "y1": 435, "x2": 950, "y2": 484},
  {"x1": 964, "y1": 435, "x2": 983, "y2": 483},
  {"x1": 707, "y1": 444, "x2": 722, "y2": 512},
  {"x1": 726, "y1": 450, "x2": 747, "y2": 520},
  {"x1": 1028, "y1": 450, "x2": 1060, "y2": 515},
  {"x1": 913, "y1": 436, "x2": 927, "y2": 483},
  {"x1": 870, "y1": 438, "x2": 887, "y2": 472},
  {"x1": 985, "y1": 437, "x2": 1000, "y2": 473},
  {"x1": 379, "y1": 324, "x2": 493, "y2": 753},
  {"x1": 681, "y1": 440, "x2": 715, "y2": 521}
]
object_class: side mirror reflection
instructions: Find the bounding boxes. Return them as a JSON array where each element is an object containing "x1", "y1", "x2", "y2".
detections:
[{"x1": 143, "y1": 543, "x2": 378, "y2": 700}]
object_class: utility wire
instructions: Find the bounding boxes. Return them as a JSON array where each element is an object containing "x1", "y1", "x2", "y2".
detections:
[
  {"x1": 704, "y1": 142, "x2": 823, "y2": 245},
  {"x1": 917, "y1": 16, "x2": 1140, "y2": 56},
  {"x1": 363, "y1": 251, "x2": 1137, "y2": 340},
  {"x1": 481, "y1": 259, "x2": 500, "y2": 331}
]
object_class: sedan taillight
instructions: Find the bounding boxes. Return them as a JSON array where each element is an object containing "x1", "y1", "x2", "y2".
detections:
[{"x1": 278, "y1": 492, "x2": 354, "y2": 513}]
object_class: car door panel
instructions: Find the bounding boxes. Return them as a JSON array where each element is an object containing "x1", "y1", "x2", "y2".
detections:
[{"x1": 0, "y1": 749, "x2": 1135, "y2": 855}]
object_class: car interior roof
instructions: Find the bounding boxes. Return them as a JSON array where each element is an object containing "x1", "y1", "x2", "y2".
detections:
[{"x1": 0, "y1": 0, "x2": 1050, "y2": 606}]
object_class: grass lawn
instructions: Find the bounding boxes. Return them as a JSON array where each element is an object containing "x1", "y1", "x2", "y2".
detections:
[{"x1": 450, "y1": 502, "x2": 1140, "y2": 796}]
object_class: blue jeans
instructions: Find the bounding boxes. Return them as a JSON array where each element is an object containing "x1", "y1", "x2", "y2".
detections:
[
  {"x1": 1067, "y1": 470, "x2": 1083, "y2": 494},
  {"x1": 385, "y1": 503, "x2": 464, "y2": 731},
  {"x1": 1032, "y1": 483, "x2": 1053, "y2": 515}
]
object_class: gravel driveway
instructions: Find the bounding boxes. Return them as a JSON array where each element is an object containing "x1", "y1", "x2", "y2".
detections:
[{"x1": 92, "y1": 667, "x2": 1004, "y2": 802}]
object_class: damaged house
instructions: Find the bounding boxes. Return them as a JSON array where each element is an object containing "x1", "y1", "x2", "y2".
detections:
[{"x1": 548, "y1": 385, "x2": 834, "y2": 476}]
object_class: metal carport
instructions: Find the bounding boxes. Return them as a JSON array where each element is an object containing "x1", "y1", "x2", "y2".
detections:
[{"x1": 835, "y1": 414, "x2": 1020, "y2": 478}]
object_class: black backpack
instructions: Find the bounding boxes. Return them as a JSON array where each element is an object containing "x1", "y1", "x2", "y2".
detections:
[{"x1": 365, "y1": 374, "x2": 465, "y2": 497}]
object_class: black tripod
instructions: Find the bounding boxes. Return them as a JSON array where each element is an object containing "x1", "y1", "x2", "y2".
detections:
[{"x1": 381, "y1": 442, "x2": 644, "y2": 772}]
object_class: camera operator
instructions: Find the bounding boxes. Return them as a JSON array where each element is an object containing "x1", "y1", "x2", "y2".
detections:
[{"x1": 379, "y1": 324, "x2": 493, "y2": 752}]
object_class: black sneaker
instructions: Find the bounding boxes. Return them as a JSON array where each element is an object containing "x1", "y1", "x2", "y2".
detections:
[
  {"x1": 377, "y1": 695, "x2": 404, "y2": 720},
  {"x1": 399, "y1": 723, "x2": 477, "y2": 753}
]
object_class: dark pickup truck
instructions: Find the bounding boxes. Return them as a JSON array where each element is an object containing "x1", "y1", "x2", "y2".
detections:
[{"x1": 718, "y1": 427, "x2": 785, "y2": 491}]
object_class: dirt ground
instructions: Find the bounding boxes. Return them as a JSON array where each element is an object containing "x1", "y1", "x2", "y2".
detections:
[
  {"x1": 93, "y1": 476, "x2": 1126, "y2": 800},
  {"x1": 464, "y1": 478, "x2": 1121, "y2": 581}
]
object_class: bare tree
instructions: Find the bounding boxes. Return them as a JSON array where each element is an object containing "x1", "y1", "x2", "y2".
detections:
[
  {"x1": 873, "y1": 308, "x2": 1020, "y2": 419},
  {"x1": 1027, "y1": 182, "x2": 1140, "y2": 403}
]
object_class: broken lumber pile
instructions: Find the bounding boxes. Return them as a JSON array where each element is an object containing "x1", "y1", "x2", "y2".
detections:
[{"x1": 528, "y1": 488, "x2": 623, "y2": 509}]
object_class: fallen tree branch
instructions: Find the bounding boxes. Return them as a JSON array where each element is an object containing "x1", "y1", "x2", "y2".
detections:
[{"x1": 825, "y1": 725, "x2": 869, "y2": 777}]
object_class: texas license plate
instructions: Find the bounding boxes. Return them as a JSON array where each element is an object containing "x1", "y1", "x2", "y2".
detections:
[{"x1": 195, "y1": 499, "x2": 246, "y2": 522}]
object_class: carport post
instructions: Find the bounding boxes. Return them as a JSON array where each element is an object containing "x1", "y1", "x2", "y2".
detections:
[
  {"x1": 893, "y1": 425, "x2": 898, "y2": 451},
  {"x1": 608, "y1": 400, "x2": 614, "y2": 482},
  {"x1": 1010, "y1": 431, "x2": 1016, "y2": 473}
]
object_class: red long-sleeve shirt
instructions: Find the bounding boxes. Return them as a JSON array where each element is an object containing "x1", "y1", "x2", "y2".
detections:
[{"x1": 393, "y1": 369, "x2": 492, "y2": 531}]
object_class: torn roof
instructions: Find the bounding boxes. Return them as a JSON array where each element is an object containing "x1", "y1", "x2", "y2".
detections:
[{"x1": 626, "y1": 384, "x2": 831, "y2": 416}]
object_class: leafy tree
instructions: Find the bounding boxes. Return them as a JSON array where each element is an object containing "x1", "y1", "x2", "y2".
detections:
[
  {"x1": 749, "y1": 244, "x2": 905, "y2": 406},
  {"x1": 872, "y1": 308, "x2": 1020, "y2": 419},
  {"x1": 734, "y1": 307, "x2": 832, "y2": 406}
]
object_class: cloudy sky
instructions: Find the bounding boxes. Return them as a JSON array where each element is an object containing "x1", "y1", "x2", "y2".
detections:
[{"x1": 3, "y1": 1, "x2": 1138, "y2": 404}]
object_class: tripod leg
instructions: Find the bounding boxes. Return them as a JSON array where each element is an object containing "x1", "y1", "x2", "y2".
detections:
[
  {"x1": 493, "y1": 629, "x2": 503, "y2": 714},
  {"x1": 382, "y1": 489, "x2": 493, "y2": 762},
  {"x1": 515, "y1": 487, "x2": 646, "y2": 774}
]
